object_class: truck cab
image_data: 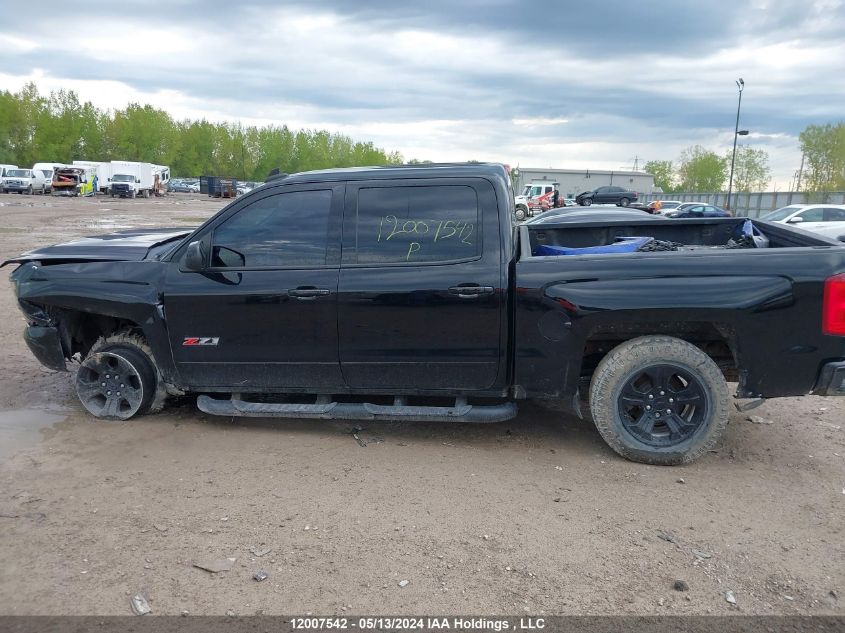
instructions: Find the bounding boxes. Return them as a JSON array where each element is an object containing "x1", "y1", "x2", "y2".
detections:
[
  {"x1": 110, "y1": 173, "x2": 140, "y2": 198},
  {"x1": 514, "y1": 181, "x2": 561, "y2": 220}
]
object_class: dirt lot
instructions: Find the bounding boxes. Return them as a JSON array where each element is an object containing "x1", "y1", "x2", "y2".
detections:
[{"x1": 0, "y1": 193, "x2": 842, "y2": 616}]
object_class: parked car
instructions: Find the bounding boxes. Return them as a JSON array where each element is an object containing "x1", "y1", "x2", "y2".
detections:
[
  {"x1": 576, "y1": 185, "x2": 638, "y2": 207},
  {"x1": 656, "y1": 201, "x2": 683, "y2": 210},
  {"x1": 168, "y1": 181, "x2": 196, "y2": 193},
  {"x1": 760, "y1": 204, "x2": 845, "y2": 242},
  {"x1": 525, "y1": 206, "x2": 656, "y2": 225},
  {"x1": 665, "y1": 203, "x2": 731, "y2": 218},
  {"x1": 646, "y1": 200, "x2": 683, "y2": 212},
  {"x1": 5, "y1": 163, "x2": 845, "y2": 466},
  {"x1": 1, "y1": 168, "x2": 52, "y2": 194}
]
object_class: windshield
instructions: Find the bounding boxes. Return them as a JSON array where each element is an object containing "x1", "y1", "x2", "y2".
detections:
[
  {"x1": 8, "y1": 169, "x2": 31, "y2": 177},
  {"x1": 761, "y1": 206, "x2": 802, "y2": 221},
  {"x1": 113, "y1": 174, "x2": 134, "y2": 182}
]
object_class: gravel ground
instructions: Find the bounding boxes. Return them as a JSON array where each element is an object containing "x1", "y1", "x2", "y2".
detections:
[{"x1": 0, "y1": 193, "x2": 842, "y2": 616}]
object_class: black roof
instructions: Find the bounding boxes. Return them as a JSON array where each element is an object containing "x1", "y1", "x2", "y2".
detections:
[{"x1": 274, "y1": 162, "x2": 511, "y2": 185}]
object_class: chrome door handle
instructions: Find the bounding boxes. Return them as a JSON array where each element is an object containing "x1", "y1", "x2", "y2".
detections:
[
  {"x1": 288, "y1": 287, "x2": 331, "y2": 299},
  {"x1": 448, "y1": 285, "x2": 495, "y2": 298}
]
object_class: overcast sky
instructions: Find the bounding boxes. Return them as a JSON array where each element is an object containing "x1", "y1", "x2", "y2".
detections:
[{"x1": 1, "y1": 0, "x2": 843, "y2": 187}]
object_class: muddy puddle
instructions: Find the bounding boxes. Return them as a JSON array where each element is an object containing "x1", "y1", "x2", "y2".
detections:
[{"x1": 0, "y1": 409, "x2": 67, "y2": 459}]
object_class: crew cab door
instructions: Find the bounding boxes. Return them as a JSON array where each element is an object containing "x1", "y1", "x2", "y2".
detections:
[
  {"x1": 337, "y1": 178, "x2": 505, "y2": 391},
  {"x1": 163, "y1": 183, "x2": 345, "y2": 390}
]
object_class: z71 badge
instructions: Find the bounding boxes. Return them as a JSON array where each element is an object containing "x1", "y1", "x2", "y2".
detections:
[{"x1": 182, "y1": 337, "x2": 220, "y2": 346}]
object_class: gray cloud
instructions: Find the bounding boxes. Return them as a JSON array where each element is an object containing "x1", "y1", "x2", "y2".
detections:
[{"x1": 1, "y1": 0, "x2": 844, "y2": 183}]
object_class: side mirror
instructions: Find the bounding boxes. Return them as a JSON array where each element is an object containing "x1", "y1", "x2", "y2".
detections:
[
  {"x1": 787, "y1": 216, "x2": 804, "y2": 223},
  {"x1": 136, "y1": 178, "x2": 141, "y2": 183},
  {"x1": 184, "y1": 240, "x2": 205, "y2": 271}
]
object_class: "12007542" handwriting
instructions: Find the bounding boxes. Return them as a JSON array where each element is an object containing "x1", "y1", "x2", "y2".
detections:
[{"x1": 377, "y1": 215, "x2": 474, "y2": 260}]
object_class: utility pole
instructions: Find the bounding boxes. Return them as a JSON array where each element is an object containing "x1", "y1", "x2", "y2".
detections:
[
  {"x1": 727, "y1": 78, "x2": 745, "y2": 211},
  {"x1": 795, "y1": 153, "x2": 805, "y2": 192}
]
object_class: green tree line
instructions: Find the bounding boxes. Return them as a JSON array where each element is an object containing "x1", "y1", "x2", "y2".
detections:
[
  {"x1": 644, "y1": 145, "x2": 770, "y2": 193},
  {"x1": 646, "y1": 121, "x2": 845, "y2": 194},
  {"x1": 0, "y1": 83, "x2": 404, "y2": 179},
  {"x1": 799, "y1": 123, "x2": 845, "y2": 193}
]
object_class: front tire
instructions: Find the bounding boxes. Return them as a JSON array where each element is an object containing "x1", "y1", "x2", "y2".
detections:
[
  {"x1": 588, "y1": 336, "x2": 730, "y2": 465},
  {"x1": 515, "y1": 206, "x2": 527, "y2": 221},
  {"x1": 75, "y1": 332, "x2": 168, "y2": 420},
  {"x1": 581, "y1": 197, "x2": 592, "y2": 206}
]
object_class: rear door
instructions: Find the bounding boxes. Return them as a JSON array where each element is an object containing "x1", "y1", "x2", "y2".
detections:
[
  {"x1": 820, "y1": 207, "x2": 845, "y2": 240},
  {"x1": 337, "y1": 178, "x2": 505, "y2": 391},
  {"x1": 794, "y1": 206, "x2": 826, "y2": 232},
  {"x1": 163, "y1": 183, "x2": 345, "y2": 390}
]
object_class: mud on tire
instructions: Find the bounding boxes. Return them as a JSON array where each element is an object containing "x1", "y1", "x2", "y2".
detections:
[
  {"x1": 76, "y1": 332, "x2": 168, "y2": 420},
  {"x1": 588, "y1": 335, "x2": 730, "y2": 465}
]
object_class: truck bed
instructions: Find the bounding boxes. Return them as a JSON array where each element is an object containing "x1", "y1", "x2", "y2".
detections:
[
  {"x1": 520, "y1": 216, "x2": 838, "y2": 254},
  {"x1": 514, "y1": 217, "x2": 845, "y2": 406}
]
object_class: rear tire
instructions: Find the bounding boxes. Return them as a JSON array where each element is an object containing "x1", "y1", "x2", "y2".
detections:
[
  {"x1": 619, "y1": 197, "x2": 630, "y2": 207},
  {"x1": 588, "y1": 336, "x2": 730, "y2": 465},
  {"x1": 75, "y1": 332, "x2": 168, "y2": 420}
]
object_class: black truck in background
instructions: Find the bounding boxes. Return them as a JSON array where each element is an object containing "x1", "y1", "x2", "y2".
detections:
[{"x1": 6, "y1": 163, "x2": 845, "y2": 465}]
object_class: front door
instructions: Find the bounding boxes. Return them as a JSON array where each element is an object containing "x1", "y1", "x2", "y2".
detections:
[
  {"x1": 164, "y1": 183, "x2": 345, "y2": 391},
  {"x1": 337, "y1": 178, "x2": 505, "y2": 391}
]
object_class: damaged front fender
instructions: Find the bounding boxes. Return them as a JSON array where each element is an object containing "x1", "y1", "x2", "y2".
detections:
[{"x1": 23, "y1": 325, "x2": 67, "y2": 372}]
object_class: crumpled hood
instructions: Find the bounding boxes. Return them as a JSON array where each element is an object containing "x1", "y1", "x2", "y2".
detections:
[{"x1": 2, "y1": 228, "x2": 192, "y2": 266}]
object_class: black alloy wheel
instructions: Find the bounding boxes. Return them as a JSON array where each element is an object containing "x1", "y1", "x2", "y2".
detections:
[
  {"x1": 76, "y1": 350, "x2": 151, "y2": 420},
  {"x1": 617, "y1": 363, "x2": 707, "y2": 447}
]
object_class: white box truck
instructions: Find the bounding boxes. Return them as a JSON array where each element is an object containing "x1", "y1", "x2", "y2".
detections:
[{"x1": 105, "y1": 161, "x2": 170, "y2": 198}]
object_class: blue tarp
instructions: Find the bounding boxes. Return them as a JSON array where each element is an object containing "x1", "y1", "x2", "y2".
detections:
[{"x1": 534, "y1": 236, "x2": 654, "y2": 257}]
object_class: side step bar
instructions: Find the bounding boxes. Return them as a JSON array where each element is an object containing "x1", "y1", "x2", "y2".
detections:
[{"x1": 197, "y1": 394, "x2": 517, "y2": 423}]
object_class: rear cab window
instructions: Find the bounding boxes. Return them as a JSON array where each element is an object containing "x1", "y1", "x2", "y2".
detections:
[{"x1": 350, "y1": 184, "x2": 481, "y2": 265}]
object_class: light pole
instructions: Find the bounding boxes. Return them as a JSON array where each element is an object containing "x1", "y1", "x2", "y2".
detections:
[{"x1": 727, "y1": 78, "x2": 749, "y2": 211}]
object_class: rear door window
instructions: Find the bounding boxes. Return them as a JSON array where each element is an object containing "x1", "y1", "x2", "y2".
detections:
[
  {"x1": 354, "y1": 185, "x2": 480, "y2": 264},
  {"x1": 797, "y1": 207, "x2": 824, "y2": 222},
  {"x1": 823, "y1": 207, "x2": 845, "y2": 222}
]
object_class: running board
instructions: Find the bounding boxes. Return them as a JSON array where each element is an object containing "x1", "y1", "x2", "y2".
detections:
[{"x1": 196, "y1": 394, "x2": 517, "y2": 423}]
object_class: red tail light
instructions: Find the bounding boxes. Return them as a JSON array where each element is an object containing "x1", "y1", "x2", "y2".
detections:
[{"x1": 823, "y1": 274, "x2": 845, "y2": 336}]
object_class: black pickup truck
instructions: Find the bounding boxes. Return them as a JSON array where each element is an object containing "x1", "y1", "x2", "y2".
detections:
[{"x1": 6, "y1": 163, "x2": 845, "y2": 465}]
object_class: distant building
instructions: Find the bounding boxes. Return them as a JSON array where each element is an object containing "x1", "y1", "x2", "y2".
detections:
[{"x1": 513, "y1": 167, "x2": 657, "y2": 197}]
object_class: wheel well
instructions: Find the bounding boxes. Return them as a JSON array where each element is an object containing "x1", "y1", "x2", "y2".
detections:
[
  {"x1": 581, "y1": 324, "x2": 739, "y2": 382},
  {"x1": 54, "y1": 309, "x2": 143, "y2": 359}
]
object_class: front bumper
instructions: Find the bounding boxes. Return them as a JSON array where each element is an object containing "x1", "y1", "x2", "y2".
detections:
[
  {"x1": 814, "y1": 362, "x2": 845, "y2": 396},
  {"x1": 23, "y1": 325, "x2": 67, "y2": 372}
]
